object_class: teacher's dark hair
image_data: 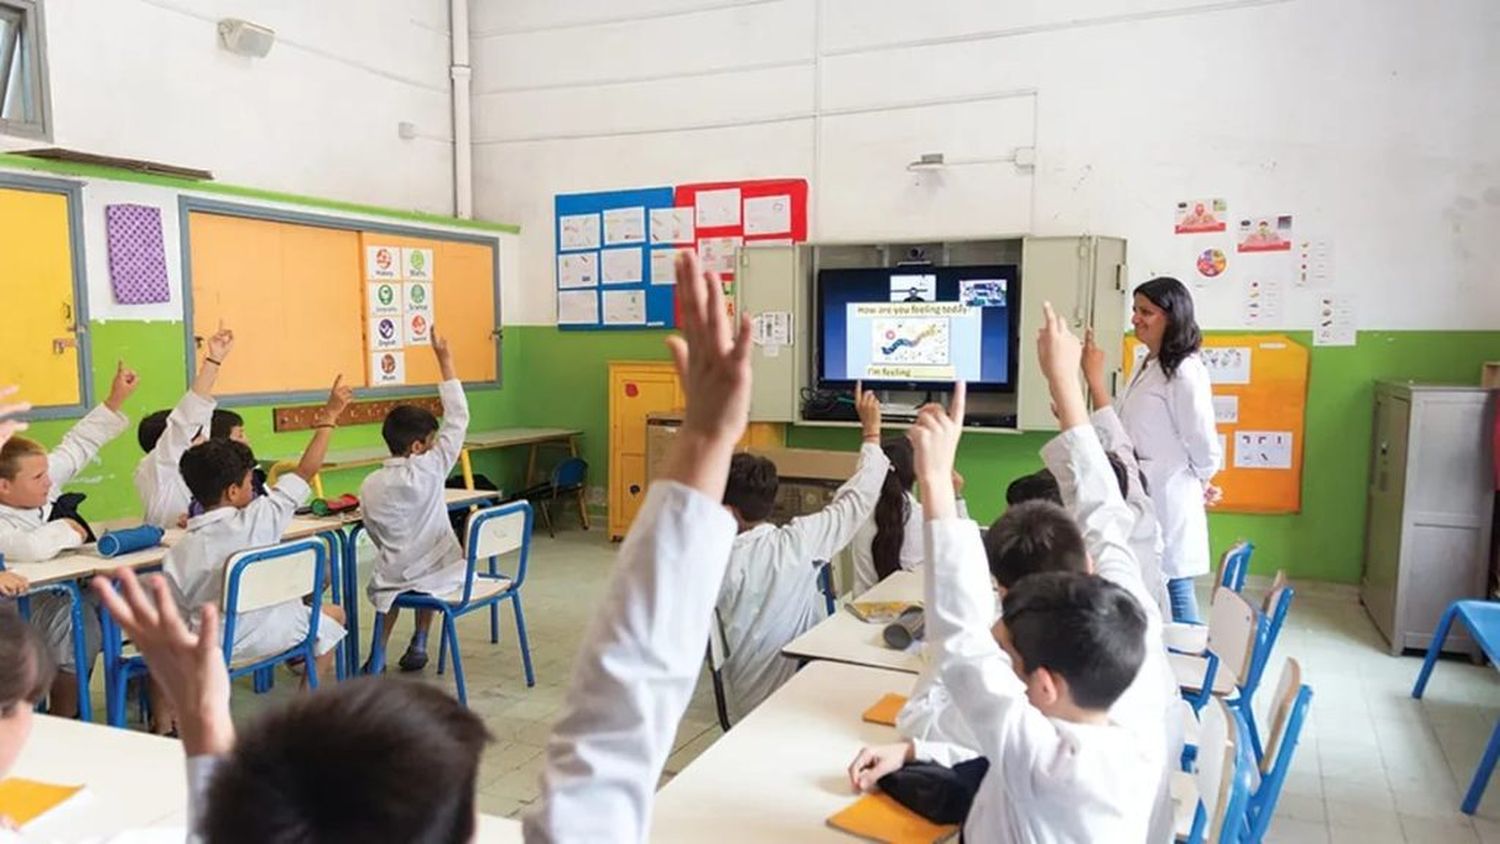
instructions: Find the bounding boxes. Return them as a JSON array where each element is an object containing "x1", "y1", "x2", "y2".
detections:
[{"x1": 1135, "y1": 276, "x2": 1202, "y2": 379}]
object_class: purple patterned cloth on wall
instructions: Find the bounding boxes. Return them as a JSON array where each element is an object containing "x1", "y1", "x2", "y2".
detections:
[{"x1": 105, "y1": 203, "x2": 171, "y2": 304}]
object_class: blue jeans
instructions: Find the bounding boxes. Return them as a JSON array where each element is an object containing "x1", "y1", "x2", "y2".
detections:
[{"x1": 1167, "y1": 577, "x2": 1202, "y2": 624}]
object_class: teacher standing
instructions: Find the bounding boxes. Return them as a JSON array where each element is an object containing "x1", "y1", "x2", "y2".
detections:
[{"x1": 1117, "y1": 277, "x2": 1222, "y2": 623}]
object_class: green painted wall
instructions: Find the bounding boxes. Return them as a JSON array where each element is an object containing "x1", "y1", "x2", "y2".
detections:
[
  {"x1": 25, "y1": 321, "x2": 526, "y2": 522},
  {"x1": 502, "y1": 326, "x2": 1499, "y2": 584}
]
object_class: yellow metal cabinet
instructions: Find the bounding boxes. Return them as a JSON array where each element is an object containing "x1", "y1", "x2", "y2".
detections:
[{"x1": 0, "y1": 185, "x2": 84, "y2": 408}]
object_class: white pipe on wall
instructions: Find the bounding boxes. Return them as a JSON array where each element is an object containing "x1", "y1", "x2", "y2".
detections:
[{"x1": 450, "y1": 0, "x2": 473, "y2": 218}]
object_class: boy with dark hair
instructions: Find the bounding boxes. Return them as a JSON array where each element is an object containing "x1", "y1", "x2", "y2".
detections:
[
  {"x1": 210, "y1": 408, "x2": 247, "y2": 443},
  {"x1": 0, "y1": 362, "x2": 138, "y2": 716},
  {"x1": 135, "y1": 326, "x2": 233, "y2": 529},
  {"x1": 164, "y1": 376, "x2": 352, "y2": 688},
  {"x1": 716, "y1": 383, "x2": 887, "y2": 719},
  {"x1": 359, "y1": 330, "x2": 468, "y2": 672}
]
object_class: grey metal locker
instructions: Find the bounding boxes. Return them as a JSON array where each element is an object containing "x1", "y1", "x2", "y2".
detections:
[{"x1": 1361, "y1": 383, "x2": 1495, "y2": 655}]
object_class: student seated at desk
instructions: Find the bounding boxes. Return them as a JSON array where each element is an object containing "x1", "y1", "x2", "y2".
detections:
[
  {"x1": 718, "y1": 385, "x2": 888, "y2": 719},
  {"x1": 852, "y1": 308, "x2": 1168, "y2": 843},
  {"x1": 0, "y1": 364, "x2": 138, "y2": 717},
  {"x1": 164, "y1": 376, "x2": 352, "y2": 691},
  {"x1": 848, "y1": 438, "x2": 971, "y2": 596},
  {"x1": 135, "y1": 326, "x2": 234, "y2": 530},
  {"x1": 360, "y1": 330, "x2": 469, "y2": 673},
  {"x1": 93, "y1": 251, "x2": 750, "y2": 844}
]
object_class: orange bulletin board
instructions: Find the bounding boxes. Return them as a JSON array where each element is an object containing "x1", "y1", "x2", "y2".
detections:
[
  {"x1": 186, "y1": 207, "x2": 498, "y2": 398},
  {"x1": 1124, "y1": 334, "x2": 1309, "y2": 514}
]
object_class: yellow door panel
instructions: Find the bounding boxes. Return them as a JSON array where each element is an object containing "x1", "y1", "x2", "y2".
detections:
[{"x1": 0, "y1": 187, "x2": 80, "y2": 407}]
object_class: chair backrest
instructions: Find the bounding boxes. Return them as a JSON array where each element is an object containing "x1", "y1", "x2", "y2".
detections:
[
  {"x1": 551, "y1": 457, "x2": 588, "y2": 489},
  {"x1": 1245, "y1": 575, "x2": 1295, "y2": 693},
  {"x1": 1217, "y1": 540, "x2": 1254, "y2": 593},
  {"x1": 1206, "y1": 587, "x2": 1260, "y2": 687},
  {"x1": 1195, "y1": 697, "x2": 1256, "y2": 843},
  {"x1": 223, "y1": 538, "x2": 325, "y2": 615},
  {"x1": 464, "y1": 501, "x2": 534, "y2": 599},
  {"x1": 707, "y1": 608, "x2": 731, "y2": 670},
  {"x1": 1248, "y1": 659, "x2": 1311, "y2": 840}
]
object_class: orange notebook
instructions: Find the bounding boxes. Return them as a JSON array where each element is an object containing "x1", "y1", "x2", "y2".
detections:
[
  {"x1": 827, "y1": 792, "x2": 959, "y2": 843},
  {"x1": 0, "y1": 777, "x2": 84, "y2": 826},
  {"x1": 861, "y1": 693, "x2": 909, "y2": 726}
]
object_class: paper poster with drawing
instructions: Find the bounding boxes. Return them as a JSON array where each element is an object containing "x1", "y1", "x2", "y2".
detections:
[
  {"x1": 1233, "y1": 431, "x2": 1293, "y2": 470},
  {"x1": 559, "y1": 214, "x2": 601, "y2": 251},
  {"x1": 372, "y1": 351, "x2": 406, "y2": 386},
  {"x1": 1236, "y1": 214, "x2": 1293, "y2": 253},
  {"x1": 649, "y1": 207, "x2": 694, "y2": 245},
  {"x1": 1175, "y1": 198, "x2": 1228, "y2": 234},
  {"x1": 557, "y1": 253, "x2": 599, "y2": 289},
  {"x1": 1200, "y1": 347, "x2": 1252, "y2": 385},
  {"x1": 1196, "y1": 247, "x2": 1228, "y2": 279},
  {"x1": 602, "y1": 207, "x2": 646, "y2": 245}
]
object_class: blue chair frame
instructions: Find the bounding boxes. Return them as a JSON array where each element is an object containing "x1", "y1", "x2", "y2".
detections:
[
  {"x1": 220, "y1": 538, "x2": 330, "y2": 689},
  {"x1": 1183, "y1": 700, "x2": 1256, "y2": 844},
  {"x1": 1243, "y1": 680, "x2": 1313, "y2": 842},
  {"x1": 1234, "y1": 583, "x2": 1295, "y2": 760},
  {"x1": 14, "y1": 580, "x2": 93, "y2": 723},
  {"x1": 1218, "y1": 541, "x2": 1254, "y2": 593},
  {"x1": 366, "y1": 500, "x2": 535, "y2": 706},
  {"x1": 1412, "y1": 599, "x2": 1500, "y2": 815}
]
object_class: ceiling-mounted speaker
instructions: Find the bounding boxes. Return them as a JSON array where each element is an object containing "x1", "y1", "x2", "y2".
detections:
[{"x1": 218, "y1": 19, "x2": 275, "y2": 58}]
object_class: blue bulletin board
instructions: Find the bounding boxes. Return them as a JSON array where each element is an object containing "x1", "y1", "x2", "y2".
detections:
[{"x1": 555, "y1": 187, "x2": 679, "y2": 331}]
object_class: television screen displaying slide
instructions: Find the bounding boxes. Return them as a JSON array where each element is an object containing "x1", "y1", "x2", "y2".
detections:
[{"x1": 817, "y1": 265, "x2": 1018, "y2": 392}]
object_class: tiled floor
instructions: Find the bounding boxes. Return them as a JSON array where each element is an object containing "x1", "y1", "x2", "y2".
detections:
[{"x1": 116, "y1": 529, "x2": 1500, "y2": 841}]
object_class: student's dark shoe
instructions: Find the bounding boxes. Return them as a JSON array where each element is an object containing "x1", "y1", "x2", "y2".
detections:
[{"x1": 398, "y1": 645, "x2": 429, "y2": 672}]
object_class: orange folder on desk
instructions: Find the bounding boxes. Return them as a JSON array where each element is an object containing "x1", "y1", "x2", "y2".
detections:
[
  {"x1": 861, "y1": 693, "x2": 908, "y2": 726},
  {"x1": 0, "y1": 777, "x2": 84, "y2": 826},
  {"x1": 827, "y1": 792, "x2": 959, "y2": 843}
]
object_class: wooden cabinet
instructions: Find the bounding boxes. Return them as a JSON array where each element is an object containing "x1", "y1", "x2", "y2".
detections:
[{"x1": 608, "y1": 362, "x2": 684, "y2": 541}]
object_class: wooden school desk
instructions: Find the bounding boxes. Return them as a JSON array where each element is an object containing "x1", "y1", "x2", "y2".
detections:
[
  {"x1": 652, "y1": 661, "x2": 918, "y2": 842},
  {"x1": 8, "y1": 714, "x2": 188, "y2": 839},
  {"x1": 781, "y1": 570, "x2": 925, "y2": 674}
]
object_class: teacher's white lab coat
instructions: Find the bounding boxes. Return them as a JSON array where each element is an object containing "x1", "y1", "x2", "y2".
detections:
[{"x1": 1116, "y1": 354, "x2": 1222, "y2": 579}]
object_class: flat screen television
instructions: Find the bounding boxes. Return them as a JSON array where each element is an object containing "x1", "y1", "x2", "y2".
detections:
[{"x1": 816, "y1": 264, "x2": 1019, "y2": 393}]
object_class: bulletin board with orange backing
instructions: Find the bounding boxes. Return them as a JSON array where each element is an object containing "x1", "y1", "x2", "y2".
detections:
[
  {"x1": 1123, "y1": 334, "x2": 1309, "y2": 514},
  {"x1": 671, "y1": 178, "x2": 809, "y2": 324},
  {"x1": 186, "y1": 209, "x2": 498, "y2": 398}
]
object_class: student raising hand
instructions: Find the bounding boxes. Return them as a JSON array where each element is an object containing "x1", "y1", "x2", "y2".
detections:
[
  {"x1": 854, "y1": 381, "x2": 882, "y2": 443},
  {"x1": 662, "y1": 250, "x2": 752, "y2": 501},
  {"x1": 105, "y1": 361, "x2": 140, "y2": 412},
  {"x1": 907, "y1": 383, "x2": 965, "y2": 521},
  {"x1": 206, "y1": 323, "x2": 235, "y2": 364},
  {"x1": 91, "y1": 568, "x2": 235, "y2": 757},
  {"x1": 321, "y1": 374, "x2": 355, "y2": 424},
  {"x1": 0, "y1": 385, "x2": 30, "y2": 451},
  {"x1": 1037, "y1": 302, "x2": 1088, "y2": 432}
]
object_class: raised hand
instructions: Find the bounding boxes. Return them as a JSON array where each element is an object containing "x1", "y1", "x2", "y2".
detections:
[
  {"x1": 1082, "y1": 328, "x2": 1106, "y2": 389},
  {"x1": 322, "y1": 374, "x2": 354, "y2": 423},
  {"x1": 907, "y1": 383, "x2": 966, "y2": 521},
  {"x1": 1038, "y1": 303, "x2": 1087, "y2": 430},
  {"x1": 854, "y1": 381, "x2": 882, "y2": 442},
  {"x1": 207, "y1": 322, "x2": 235, "y2": 363},
  {"x1": 431, "y1": 326, "x2": 456, "y2": 380},
  {"x1": 0, "y1": 385, "x2": 30, "y2": 450},
  {"x1": 106, "y1": 361, "x2": 140, "y2": 412}
]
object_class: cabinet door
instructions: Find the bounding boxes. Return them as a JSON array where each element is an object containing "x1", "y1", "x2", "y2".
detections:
[
  {"x1": 1361, "y1": 392, "x2": 1409, "y2": 648},
  {"x1": 0, "y1": 186, "x2": 84, "y2": 409},
  {"x1": 1018, "y1": 237, "x2": 1090, "y2": 431},
  {"x1": 608, "y1": 364, "x2": 680, "y2": 538},
  {"x1": 1089, "y1": 237, "x2": 1128, "y2": 397},
  {"x1": 737, "y1": 245, "x2": 798, "y2": 422}
]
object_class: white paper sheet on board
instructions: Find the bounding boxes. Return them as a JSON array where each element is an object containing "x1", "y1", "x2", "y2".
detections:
[
  {"x1": 403, "y1": 248, "x2": 434, "y2": 281},
  {"x1": 369, "y1": 314, "x2": 402, "y2": 351},
  {"x1": 695, "y1": 188, "x2": 741, "y2": 228},
  {"x1": 1213, "y1": 395, "x2": 1240, "y2": 424},
  {"x1": 1233, "y1": 430, "x2": 1293, "y2": 470},
  {"x1": 1243, "y1": 277, "x2": 1283, "y2": 326},
  {"x1": 602, "y1": 207, "x2": 646, "y2": 245},
  {"x1": 600, "y1": 247, "x2": 643, "y2": 284},
  {"x1": 743, "y1": 194, "x2": 792, "y2": 236},
  {"x1": 603, "y1": 290, "x2": 645, "y2": 325},
  {"x1": 1200, "y1": 347, "x2": 1252, "y2": 385},
  {"x1": 368, "y1": 282, "x2": 402, "y2": 319},
  {"x1": 1219, "y1": 433, "x2": 1230, "y2": 464},
  {"x1": 557, "y1": 290, "x2": 598, "y2": 325},
  {"x1": 1297, "y1": 239, "x2": 1333, "y2": 288},
  {"x1": 371, "y1": 351, "x2": 406, "y2": 385},
  {"x1": 403, "y1": 281, "x2": 433, "y2": 346},
  {"x1": 1314, "y1": 293, "x2": 1356, "y2": 346},
  {"x1": 559, "y1": 214, "x2": 601, "y2": 251},
  {"x1": 650, "y1": 249, "x2": 677, "y2": 285},
  {"x1": 366, "y1": 245, "x2": 401, "y2": 280},
  {"x1": 557, "y1": 253, "x2": 598, "y2": 288},
  {"x1": 649, "y1": 207, "x2": 694, "y2": 245},
  {"x1": 697, "y1": 236, "x2": 742, "y2": 275}
]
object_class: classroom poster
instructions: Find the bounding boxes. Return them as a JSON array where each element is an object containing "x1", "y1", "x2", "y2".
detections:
[
  {"x1": 368, "y1": 282, "x2": 402, "y2": 319},
  {"x1": 403, "y1": 248, "x2": 434, "y2": 281},
  {"x1": 1297, "y1": 239, "x2": 1333, "y2": 288},
  {"x1": 649, "y1": 207, "x2": 694, "y2": 244},
  {"x1": 559, "y1": 214, "x2": 601, "y2": 250},
  {"x1": 1195, "y1": 247, "x2": 1228, "y2": 279},
  {"x1": 743, "y1": 194, "x2": 792, "y2": 236},
  {"x1": 366, "y1": 245, "x2": 401, "y2": 280},
  {"x1": 1200, "y1": 347, "x2": 1252, "y2": 384},
  {"x1": 557, "y1": 290, "x2": 599, "y2": 325},
  {"x1": 556, "y1": 186, "x2": 677, "y2": 330},
  {"x1": 1236, "y1": 214, "x2": 1294, "y2": 252},
  {"x1": 1233, "y1": 431, "x2": 1294, "y2": 470},
  {"x1": 404, "y1": 281, "x2": 433, "y2": 346},
  {"x1": 371, "y1": 351, "x2": 406, "y2": 385},
  {"x1": 1174, "y1": 198, "x2": 1228, "y2": 233},
  {"x1": 601, "y1": 247, "x2": 644, "y2": 284},
  {"x1": 697, "y1": 236, "x2": 742, "y2": 275},
  {"x1": 603, "y1": 290, "x2": 646, "y2": 325},
  {"x1": 602, "y1": 207, "x2": 646, "y2": 245},
  {"x1": 370, "y1": 315, "x2": 402, "y2": 351},
  {"x1": 1314, "y1": 294, "x2": 1357, "y2": 346},
  {"x1": 650, "y1": 249, "x2": 677, "y2": 284},
  {"x1": 557, "y1": 253, "x2": 598, "y2": 288},
  {"x1": 1243, "y1": 278, "x2": 1283, "y2": 326},
  {"x1": 694, "y1": 188, "x2": 741, "y2": 228}
]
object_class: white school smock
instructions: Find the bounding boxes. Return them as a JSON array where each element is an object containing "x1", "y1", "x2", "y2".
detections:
[
  {"x1": 717, "y1": 442, "x2": 890, "y2": 720},
  {"x1": 360, "y1": 379, "x2": 470, "y2": 613},
  {"x1": 164, "y1": 474, "x2": 345, "y2": 663},
  {"x1": 0, "y1": 404, "x2": 127, "y2": 562},
  {"x1": 1116, "y1": 354, "x2": 1222, "y2": 579},
  {"x1": 135, "y1": 390, "x2": 215, "y2": 529},
  {"x1": 1091, "y1": 406, "x2": 1173, "y2": 619},
  {"x1": 850, "y1": 492, "x2": 968, "y2": 596},
  {"x1": 524, "y1": 481, "x2": 737, "y2": 844},
  {"x1": 924, "y1": 517, "x2": 1160, "y2": 844}
]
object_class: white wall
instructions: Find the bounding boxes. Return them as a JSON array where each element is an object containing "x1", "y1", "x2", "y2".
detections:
[
  {"x1": 9, "y1": 0, "x2": 459, "y2": 215},
  {"x1": 471, "y1": 0, "x2": 1500, "y2": 330}
]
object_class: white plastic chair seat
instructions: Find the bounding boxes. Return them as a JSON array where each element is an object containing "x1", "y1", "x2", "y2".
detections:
[
  {"x1": 1164, "y1": 622, "x2": 1210, "y2": 653},
  {"x1": 1170, "y1": 770, "x2": 1197, "y2": 839},
  {"x1": 434, "y1": 575, "x2": 512, "y2": 606},
  {"x1": 1171, "y1": 651, "x2": 1237, "y2": 695}
]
